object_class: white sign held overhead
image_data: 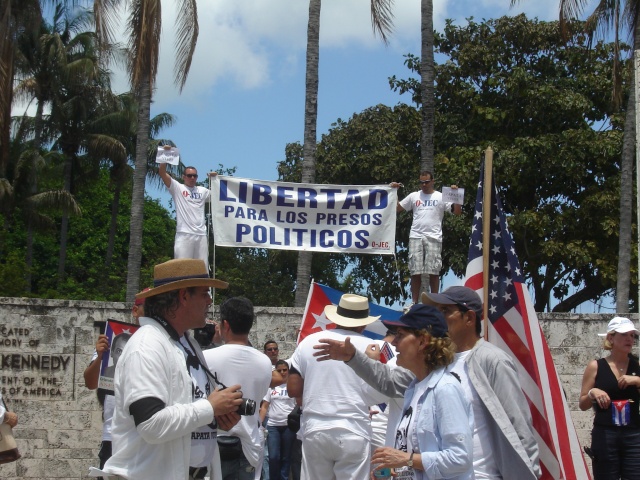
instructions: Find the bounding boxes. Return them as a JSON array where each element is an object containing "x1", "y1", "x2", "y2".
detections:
[
  {"x1": 210, "y1": 176, "x2": 397, "y2": 255},
  {"x1": 155, "y1": 146, "x2": 180, "y2": 165},
  {"x1": 442, "y1": 186, "x2": 464, "y2": 205}
]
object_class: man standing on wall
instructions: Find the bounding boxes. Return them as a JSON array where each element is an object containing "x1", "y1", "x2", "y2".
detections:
[
  {"x1": 90, "y1": 259, "x2": 243, "y2": 480},
  {"x1": 159, "y1": 163, "x2": 215, "y2": 271},
  {"x1": 391, "y1": 171, "x2": 461, "y2": 302}
]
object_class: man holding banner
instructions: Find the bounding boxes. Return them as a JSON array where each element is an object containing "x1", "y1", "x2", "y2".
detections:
[
  {"x1": 159, "y1": 162, "x2": 215, "y2": 271},
  {"x1": 392, "y1": 171, "x2": 461, "y2": 303}
]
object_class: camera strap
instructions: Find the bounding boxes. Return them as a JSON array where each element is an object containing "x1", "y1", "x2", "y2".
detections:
[{"x1": 183, "y1": 334, "x2": 227, "y2": 390}]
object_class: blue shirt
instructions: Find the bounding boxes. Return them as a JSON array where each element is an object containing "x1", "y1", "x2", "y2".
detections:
[{"x1": 401, "y1": 366, "x2": 474, "y2": 479}]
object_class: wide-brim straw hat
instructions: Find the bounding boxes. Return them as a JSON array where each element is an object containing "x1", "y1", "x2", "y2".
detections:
[
  {"x1": 324, "y1": 293, "x2": 380, "y2": 328},
  {"x1": 135, "y1": 259, "x2": 228, "y2": 300}
]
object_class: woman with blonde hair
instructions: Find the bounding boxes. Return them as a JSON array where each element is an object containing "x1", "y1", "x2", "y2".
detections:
[
  {"x1": 579, "y1": 317, "x2": 640, "y2": 479},
  {"x1": 370, "y1": 304, "x2": 473, "y2": 480}
]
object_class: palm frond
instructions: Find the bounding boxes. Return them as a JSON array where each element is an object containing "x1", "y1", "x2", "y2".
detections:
[
  {"x1": 174, "y1": 0, "x2": 199, "y2": 91},
  {"x1": 371, "y1": 0, "x2": 395, "y2": 45},
  {"x1": 128, "y1": 0, "x2": 162, "y2": 90},
  {"x1": 0, "y1": 177, "x2": 13, "y2": 203},
  {"x1": 28, "y1": 189, "x2": 81, "y2": 216},
  {"x1": 86, "y1": 134, "x2": 127, "y2": 164}
]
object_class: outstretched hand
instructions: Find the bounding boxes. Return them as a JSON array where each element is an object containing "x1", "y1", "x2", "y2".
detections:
[{"x1": 313, "y1": 337, "x2": 356, "y2": 362}]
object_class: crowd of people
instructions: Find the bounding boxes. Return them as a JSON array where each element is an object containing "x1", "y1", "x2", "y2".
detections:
[{"x1": 75, "y1": 167, "x2": 639, "y2": 479}]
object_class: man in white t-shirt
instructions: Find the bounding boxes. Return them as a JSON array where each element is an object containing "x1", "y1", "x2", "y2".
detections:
[
  {"x1": 159, "y1": 163, "x2": 215, "y2": 271},
  {"x1": 203, "y1": 297, "x2": 273, "y2": 480},
  {"x1": 89, "y1": 259, "x2": 243, "y2": 480},
  {"x1": 391, "y1": 171, "x2": 461, "y2": 302},
  {"x1": 287, "y1": 294, "x2": 387, "y2": 480}
]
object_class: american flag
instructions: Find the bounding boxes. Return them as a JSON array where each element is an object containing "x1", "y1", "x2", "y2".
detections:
[{"x1": 464, "y1": 163, "x2": 590, "y2": 480}]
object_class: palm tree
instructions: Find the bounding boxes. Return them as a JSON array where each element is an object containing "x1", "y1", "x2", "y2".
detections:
[
  {"x1": 0, "y1": 0, "x2": 43, "y2": 176},
  {"x1": 420, "y1": 0, "x2": 435, "y2": 173},
  {"x1": 90, "y1": 92, "x2": 175, "y2": 269},
  {"x1": 555, "y1": 0, "x2": 640, "y2": 312},
  {"x1": 293, "y1": 0, "x2": 395, "y2": 306},
  {"x1": 94, "y1": 0, "x2": 199, "y2": 301}
]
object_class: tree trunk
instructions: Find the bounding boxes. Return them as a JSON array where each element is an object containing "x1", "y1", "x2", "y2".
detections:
[
  {"x1": 125, "y1": 75, "x2": 151, "y2": 301},
  {"x1": 105, "y1": 181, "x2": 121, "y2": 269},
  {"x1": 615, "y1": 18, "x2": 640, "y2": 313},
  {"x1": 420, "y1": 0, "x2": 435, "y2": 174},
  {"x1": 57, "y1": 153, "x2": 73, "y2": 279},
  {"x1": 26, "y1": 99, "x2": 45, "y2": 292},
  {"x1": 294, "y1": 0, "x2": 321, "y2": 307}
]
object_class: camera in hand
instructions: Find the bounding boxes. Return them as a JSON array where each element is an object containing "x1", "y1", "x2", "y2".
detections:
[{"x1": 238, "y1": 397, "x2": 256, "y2": 416}]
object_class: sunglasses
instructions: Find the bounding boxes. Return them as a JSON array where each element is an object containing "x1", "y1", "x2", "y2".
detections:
[
  {"x1": 184, "y1": 173, "x2": 198, "y2": 178},
  {"x1": 266, "y1": 347, "x2": 279, "y2": 352},
  {"x1": 419, "y1": 180, "x2": 433, "y2": 184}
]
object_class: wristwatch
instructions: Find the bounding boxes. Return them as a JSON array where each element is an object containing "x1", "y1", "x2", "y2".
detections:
[{"x1": 407, "y1": 452, "x2": 414, "y2": 468}]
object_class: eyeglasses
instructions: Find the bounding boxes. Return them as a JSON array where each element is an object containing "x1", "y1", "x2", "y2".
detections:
[
  {"x1": 419, "y1": 180, "x2": 432, "y2": 184},
  {"x1": 266, "y1": 347, "x2": 279, "y2": 352},
  {"x1": 184, "y1": 173, "x2": 198, "y2": 178},
  {"x1": 276, "y1": 369, "x2": 288, "y2": 373}
]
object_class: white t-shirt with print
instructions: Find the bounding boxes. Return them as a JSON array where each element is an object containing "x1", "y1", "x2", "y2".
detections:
[
  {"x1": 264, "y1": 384, "x2": 296, "y2": 426},
  {"x1": 393, "y1": 377, "x2": 430, "y2": 480},
  {"x1": 399, "y1": 190, "x2": 452, "y2": 241},
  {"x1": 178, "y1": 337, "x2": 217, "y2": 468},
  {"x1": 169, "y1": 178, "x2": 210, "y2": 235}
]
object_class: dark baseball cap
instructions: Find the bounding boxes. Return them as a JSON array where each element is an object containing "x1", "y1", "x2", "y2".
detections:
[
  {"x1": 421, "y1": 286, "x2": 483, "y2": 318},
  {"x1": 382, "y1": 304, "x2": 448, "y2": 338}
]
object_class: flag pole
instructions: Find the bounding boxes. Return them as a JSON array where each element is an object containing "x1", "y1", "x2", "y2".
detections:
[{"x1": 482, "y1": 147, "x2": 493, "y2": 339}]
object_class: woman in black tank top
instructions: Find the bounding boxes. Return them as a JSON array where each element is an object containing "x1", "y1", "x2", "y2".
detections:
[{"x1": 579, "y1": 317, "x2": 640, "y2": 480}]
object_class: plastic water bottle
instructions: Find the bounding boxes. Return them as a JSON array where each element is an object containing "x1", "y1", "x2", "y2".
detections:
[{"x1": 373, "y1": 467, "x2": 392, "y2": 479}]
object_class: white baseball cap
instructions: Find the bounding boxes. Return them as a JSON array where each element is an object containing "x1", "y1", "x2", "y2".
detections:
[{"x1": 598, "y1": 317, "x2": 640, "y2": 337}]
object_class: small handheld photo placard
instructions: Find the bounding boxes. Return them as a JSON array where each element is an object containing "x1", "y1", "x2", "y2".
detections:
[
  {"x1": 442, "y1": 186, "x2": 464, "y2": 205},
  {"x1": 156, "y1": 145, "x2": 180, "y2": 165},
  {"x1": 98, "y1": 320, "x2": 140, "y2": 393}
]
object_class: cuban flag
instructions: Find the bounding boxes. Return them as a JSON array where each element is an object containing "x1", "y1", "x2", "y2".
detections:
[
  {"x1": 612, "y1": 400, "x2": 631, "y2": 426},
  {"x1": 297, "y1": 282, "x2": 402, "y2": 343}
]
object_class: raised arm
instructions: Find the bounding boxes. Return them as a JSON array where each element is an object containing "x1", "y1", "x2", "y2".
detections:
[
  {"x1": 84, "y1": 334, "x2": 109, "y2": 390},
  {"x1": 158, "y1": 162, "x2": 172, "y2": 189}
]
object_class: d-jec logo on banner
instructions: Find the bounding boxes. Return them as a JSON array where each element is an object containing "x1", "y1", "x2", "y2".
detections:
[{"x1": 210, "y1": 177, "x2": 397, "y2": 255}]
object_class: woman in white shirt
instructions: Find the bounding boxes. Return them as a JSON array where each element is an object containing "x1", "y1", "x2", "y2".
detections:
[{"x1": 260, "y1": 360, "x2": 297, "y2": 480}]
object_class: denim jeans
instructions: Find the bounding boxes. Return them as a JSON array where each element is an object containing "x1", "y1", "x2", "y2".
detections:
[
  {"x1": 591, "y1": 425, "x2": 640, "y2": 480},
  {"x1": 221, "y1": 453, "x2": 256, "y2": 480},
  {"x1": 267, "y1": 425, "x2": 296, "y2": 480}
]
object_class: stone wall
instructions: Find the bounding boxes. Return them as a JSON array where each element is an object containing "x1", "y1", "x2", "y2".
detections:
[{"x1": 0, "y1": 297, "x2": 634, "y2": 479}]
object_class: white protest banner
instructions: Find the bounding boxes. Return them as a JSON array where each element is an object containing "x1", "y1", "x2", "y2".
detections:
[
  {"x1": 211, "y1": 176, "x2": 397, "y2": 255},
  {"x1": 155, "y1": 146, "x2": 180, "y2": 165},
  {"x1": 442, "y1": 186, "x2": 464, "y2": 205}
]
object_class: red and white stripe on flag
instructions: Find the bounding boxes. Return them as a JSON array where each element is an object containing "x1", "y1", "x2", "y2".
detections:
[
  {"x1": 297, "y1": 282, "x2": 402, "y2": 344},
  {"x1": 464, "y1": 164, "x2": 591, "y2": 480}
]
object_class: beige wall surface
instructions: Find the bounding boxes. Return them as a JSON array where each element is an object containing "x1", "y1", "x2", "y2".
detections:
[{"x1": 0, "y1": 297, "x2": 633, "y2": 479}]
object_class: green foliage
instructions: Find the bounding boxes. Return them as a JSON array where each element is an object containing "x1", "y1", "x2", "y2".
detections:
[
  {"x1": 282, "y1": 15, "x2": 627, "y2": 310},
  {"x1": 0, "y1": 169, "x2": 175, "y2": 300}
]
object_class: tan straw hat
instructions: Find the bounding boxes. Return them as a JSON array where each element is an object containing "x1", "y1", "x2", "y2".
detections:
[
  {"x1": 324, "y1": 294, "x2": 380, "y2": 328},
  {"x1": 135, "y1": 259, "x2": 228, "y2": 300}
]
